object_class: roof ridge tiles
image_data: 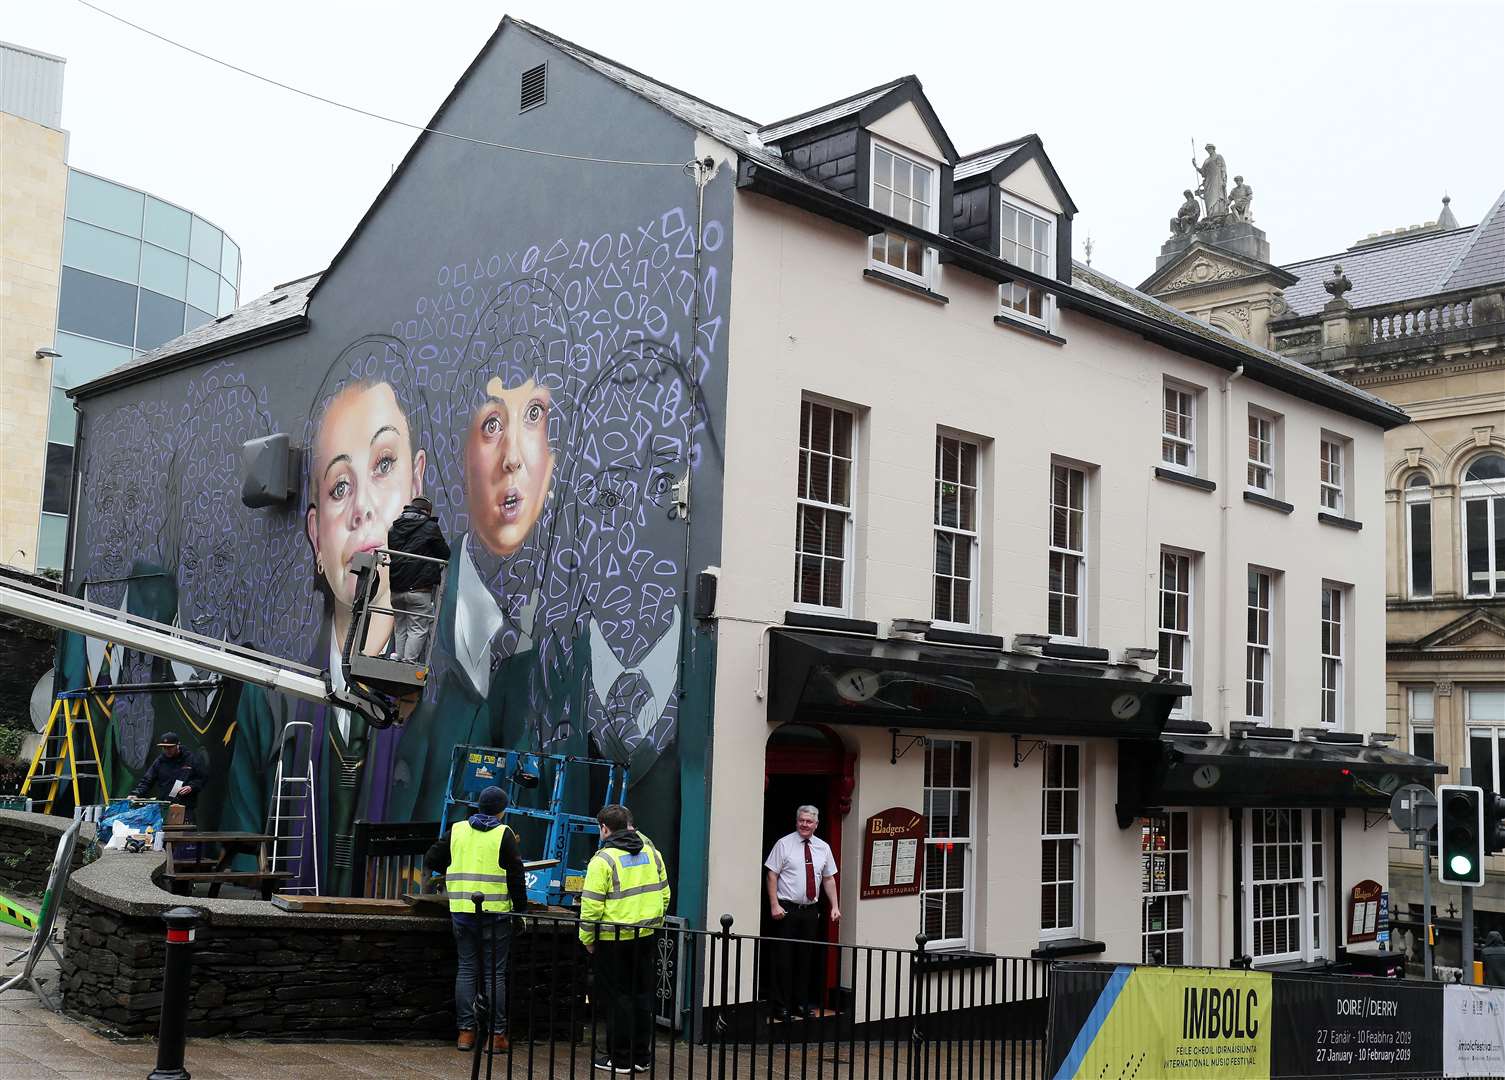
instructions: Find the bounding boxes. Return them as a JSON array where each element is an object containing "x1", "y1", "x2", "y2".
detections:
[
  {"x1": 756, "y1": 76, "x2": 914, "y2": 137},
  {"x1": 956, "y1": 134, "x2": 1035, "y2": 162},
  {"x1": 510, "y1": 17, "x2": 762, "y2": 129}
]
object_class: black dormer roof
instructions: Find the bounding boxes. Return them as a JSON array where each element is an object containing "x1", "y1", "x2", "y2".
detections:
[
  {"x1": 954, "y1": 134, "x2": 1077, "y2": 217},
  {"x1": 758, "y1": 76, "x2": 959, "y2": 165}
]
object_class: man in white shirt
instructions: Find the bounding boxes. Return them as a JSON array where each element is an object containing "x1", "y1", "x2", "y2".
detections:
[{"x1": 763, "y1": 805, "x2": 841, "y2": 1020}]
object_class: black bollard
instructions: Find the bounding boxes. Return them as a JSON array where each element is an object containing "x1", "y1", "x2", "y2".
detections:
[{"x1": 147, "y1": 906, "x2": 201, "y2": 1080}]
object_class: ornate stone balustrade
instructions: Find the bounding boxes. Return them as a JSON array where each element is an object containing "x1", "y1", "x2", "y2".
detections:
[{"x1": 1370, "y1": 297, "x2": 1474, "y2": 341}]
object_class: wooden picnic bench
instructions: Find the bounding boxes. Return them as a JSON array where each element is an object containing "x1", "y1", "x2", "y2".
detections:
[{"x1": 160, "y1": 830, "x2": 290, "y2": 900}]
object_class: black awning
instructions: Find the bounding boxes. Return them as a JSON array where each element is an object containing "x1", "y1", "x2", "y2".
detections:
[
  {"x1": 1116, "y1": 734, "x2": 1446, "y2": 825},
  {"x1": 769, "y1": 629, "x2": 1186, "y2": 739}
]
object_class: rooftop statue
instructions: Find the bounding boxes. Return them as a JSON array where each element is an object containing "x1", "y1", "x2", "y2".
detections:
[
  {"x1": 1228, "y1": 176, "x2": 1254, "y2": 223},
  {"x1": 1192, "y1": 143, "x2": 1229, "y2": 220},
  {"x1": 1170, "y1": 189, "x2": 1201, "y2": 236}
]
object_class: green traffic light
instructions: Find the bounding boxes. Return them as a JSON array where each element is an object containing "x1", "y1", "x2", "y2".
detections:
[{"x1": 1452, "y1": 853, "x2": 1475, "y2": 877}]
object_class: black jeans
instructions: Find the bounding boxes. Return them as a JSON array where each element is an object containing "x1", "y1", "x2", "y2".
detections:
[
  {"x1": 594, "y1": 932, "x2": 656, "y2": 1065},
  {"x1": 772, "y1": 903, "x2": 821, "y2": 1013}
]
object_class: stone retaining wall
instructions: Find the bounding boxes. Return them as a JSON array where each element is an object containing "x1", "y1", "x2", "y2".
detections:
[
  {"x1": 61, "y1": 851, "x2": 587, "y2": 1040},
  {"x1": 0, "y1": 809, "x2": 95, "y2": 897}
]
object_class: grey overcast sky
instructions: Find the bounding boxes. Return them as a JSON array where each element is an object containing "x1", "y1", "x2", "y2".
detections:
[{"x1": 10, "y1": 0, "x2": 1502, "y2": 300}]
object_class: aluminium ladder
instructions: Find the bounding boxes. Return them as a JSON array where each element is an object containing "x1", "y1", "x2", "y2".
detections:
[
  {"x1": 264, "y1": 721, "x2": 319, "y2": 894},
  {"x1": 21, "y1": 693, "x2": 110, "y2": 815}
]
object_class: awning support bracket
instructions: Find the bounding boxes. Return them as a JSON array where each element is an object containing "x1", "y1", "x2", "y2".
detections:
[
  {"x1": 1364, "y1": 808, "x2": 1390, "y2": 831},
  {"x1": 889, "y1": 728, "x2": 928, "y2": 765},
  {"x1": 1013, "y1": 735, "x2": 1047, "y2": 769}
]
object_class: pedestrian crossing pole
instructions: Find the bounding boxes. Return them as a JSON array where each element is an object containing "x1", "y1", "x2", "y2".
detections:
[{"x1": 1462, "y1": 766, "x2": 1475, "y2": 984}]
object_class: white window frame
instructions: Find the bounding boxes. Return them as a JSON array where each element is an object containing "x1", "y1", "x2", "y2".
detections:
[
  {"x1": 1158, "y1": 549, "x2": 1194, "y2": 715},
  {"x1": 1247, "y1": 408, "x2": 1276, "y2": 494},
  {"x1": 793, "y1": 398, "x2": 857, "y2": 613},
  {"x1": 997, "y1": 190, "x2": 1057, "y2": 330},
  {"x1": 1141, "y1": 811, "x2": 1192, "y2": 965},
  {"x1": 1243, "y1": 808, "x2": 1327, "y2": 965},
  {"x1": 1319, "y1": 436, "x2": 1346, "y2": 514},
  {"x1": 1406, "y1": 474, "x2": 1434, "y2": 600},
  {"x1": 867, "y1": 137, "x2": 939, "y2": 287},
  {"x1": 1161, "y1": 380, "x2": 1197, "y2": 474},
  {"x1": 1461, "y1": 454, "x2": 1505, "y2": 598},
  {"x1": 1048, "y1": 461, "x2": 1088, "y2": 643},
  {"x1": 1246, "y1": 567, "x2": 1275, "y2": 724},
  {"x1": 933, "y1": 433, "x2": 980, "y2": 630},
  {"x1": 1408, "y1": 686, "x2": 1435, "y2": 761},
  {"x1": 1466, "y1": 688, "x2": 1505, "y2": 792},
  {"x1": 921, "y1": 737, "x2": 974, "y2": 950},
  {"x1": 1320, "y1": 583, "x2": 1346, "y2": 727},
  {"x1": 1040, "y1": 742, "x2": 1083, "y2": 941}
]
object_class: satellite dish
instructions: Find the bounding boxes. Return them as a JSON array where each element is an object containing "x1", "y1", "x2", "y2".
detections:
[{"x1": 29, "y1": 668, "x2": 56, "y2": 733}]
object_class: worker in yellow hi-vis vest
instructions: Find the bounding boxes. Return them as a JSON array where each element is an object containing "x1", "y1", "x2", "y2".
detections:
[
  {"x1": 579, "y1": 804, "x2": 670, "y2": 1074},
  {"x1": 426, "y1": 785, "x2": 528, "y2": 1054}
]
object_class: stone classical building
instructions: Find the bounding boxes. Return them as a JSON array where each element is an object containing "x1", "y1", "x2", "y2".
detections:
[
  {"x1": 0, "y1": 41, "x2": 241, "y2": 574},
  {"x1": 1145, "y1": 172, "x2": 1505, "y2": 950}
]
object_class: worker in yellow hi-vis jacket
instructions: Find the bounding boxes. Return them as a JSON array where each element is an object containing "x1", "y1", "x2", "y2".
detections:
[
  {"x1": 426, "y1": 785, "x2": 528, "y2": 1054},
  {"x1": 578, "y1": 804, "x2": 670, "y2": 1074}
]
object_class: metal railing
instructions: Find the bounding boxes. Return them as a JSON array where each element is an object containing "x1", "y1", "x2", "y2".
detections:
[
  {"x1": 459, "y1": 907, "x2": 1049, "y2": 1080},
  {"x1": 351, "y1": 818, "x2": 432, "y2": 899}
]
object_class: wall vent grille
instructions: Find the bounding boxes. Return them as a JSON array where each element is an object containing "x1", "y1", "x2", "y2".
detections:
[{"x1": 520, "y1": 63, "x2": 547, "y2": 112}]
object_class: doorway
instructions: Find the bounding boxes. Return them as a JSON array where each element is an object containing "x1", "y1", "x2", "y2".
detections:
[{"x1": 761, "y1": 723, "x2": 854, "y2": 1014}]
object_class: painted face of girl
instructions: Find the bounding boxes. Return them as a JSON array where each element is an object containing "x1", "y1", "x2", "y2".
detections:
[
  {"x1": 465, "y1": 376, "x2": 554, "y2": 557},
  {"x1": 306, "y1": 382, "x2": 425, "y2": 608}
]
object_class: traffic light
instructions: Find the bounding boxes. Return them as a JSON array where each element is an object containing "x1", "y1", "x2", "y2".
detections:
[
  {"x1": 1485, "y1": 790, "x2": 1505, "y2": 855},
  {"x1": 1438, "y1": 784, "x2": 1484, "y2": 886}
]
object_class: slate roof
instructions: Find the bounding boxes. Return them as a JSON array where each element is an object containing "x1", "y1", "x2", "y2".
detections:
[
  {"x1": 954, "y1": 138, "x2": 1030, "y2": 182},
  {"x1": 1441, "y1": 190, "x2": 1505, "y2": 292},
  {"x1": 757, "y1": 79, "x2": 906, "y2": 145},
  {"x1": 1071, "y1": 262, "x2": 1403, "y2": 419},
  {"x1": 73, "y1": 273, "x2": 320, "y2": 395},
  {"x1": 512, "y1": 20, "x2": 773, "y2": 161},
  {"x1": 71, "y1": 17, "x2": 1403, "y2": 427},
  {"x1": 1279, "y1": 227, "x2": 1476, "y2": 318}
]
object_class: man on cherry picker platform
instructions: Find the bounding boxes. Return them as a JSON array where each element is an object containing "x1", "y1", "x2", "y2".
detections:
[{"x1": 386, "y1": 496, "x2": 450, "y2": 662}]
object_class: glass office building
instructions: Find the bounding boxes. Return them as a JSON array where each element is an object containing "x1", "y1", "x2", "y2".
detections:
[{"x1": 38, "y1": 168, "x2": 241, "y2": 569}]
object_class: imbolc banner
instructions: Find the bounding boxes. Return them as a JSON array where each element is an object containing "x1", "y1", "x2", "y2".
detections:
[
  {"x1": 1048, "y1": 965, "x2": 1271, "y2": 1080},
  {"x1": 1444, "y1": 984, "x2": 1505, "y2": 1077}
]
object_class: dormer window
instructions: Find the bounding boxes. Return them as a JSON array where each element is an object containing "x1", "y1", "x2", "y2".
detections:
[
  {"x1": 869, "y1": 140, "x2": 937, "y2": 284},
  {"x1": 999, "y1": 191, "x2": 1055, "y2": 328}
]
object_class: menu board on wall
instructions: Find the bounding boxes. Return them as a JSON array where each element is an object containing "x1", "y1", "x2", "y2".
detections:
[
  {"x1": 1348, "y1": 879, "x2": 1383, "y2": 944},
  {"x1": 860, "y1": 807, "x2": 926, "y2": 900}
]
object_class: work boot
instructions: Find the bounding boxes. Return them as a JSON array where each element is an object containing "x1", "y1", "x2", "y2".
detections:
[
  {"x1": 490, "y1": 1034, "x2": 510, "y2": 1053},
  {"x1": 456, "y1": 1030, "x2": 476, "y2": 1051}
]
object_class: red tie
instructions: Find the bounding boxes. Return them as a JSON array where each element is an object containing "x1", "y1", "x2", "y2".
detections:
[{"x1": 803, "y1": 838, "x2": 816, "y2": 902}]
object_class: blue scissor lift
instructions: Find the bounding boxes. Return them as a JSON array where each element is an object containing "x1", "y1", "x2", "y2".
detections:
[{"x1": 440, "y1": 744, "x2": 629, "y2": 908}]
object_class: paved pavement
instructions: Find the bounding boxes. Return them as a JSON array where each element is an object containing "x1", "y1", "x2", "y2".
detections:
[{"x1": 0, "y1": 915, "x2": 467, "y2": 1079}]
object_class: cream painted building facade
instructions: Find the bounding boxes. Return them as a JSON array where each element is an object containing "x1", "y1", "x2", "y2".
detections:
[
  {"x1": 0, "y1": 43, "x2": 67, "y2": 573},
  {"x1": 668, "y1": 74, "x2": 1422, "y2": 980},
  {"x1": 1146, "y1": 187, "x2": 1505, "y2": 956}
]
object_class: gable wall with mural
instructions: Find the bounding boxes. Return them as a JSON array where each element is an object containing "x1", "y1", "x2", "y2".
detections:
[{"x1": 59, "y1": 25, "x2": 732, "y2": 916}]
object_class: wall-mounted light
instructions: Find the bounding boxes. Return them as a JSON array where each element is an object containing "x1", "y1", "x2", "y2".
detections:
[{"x1": 34, "y1": 347, "x2": 61, "y2": 360}]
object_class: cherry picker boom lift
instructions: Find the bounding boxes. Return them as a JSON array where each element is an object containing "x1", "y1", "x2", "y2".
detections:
[{"x1": 0, "y1": 553, "x2": 440, "y2": 734}]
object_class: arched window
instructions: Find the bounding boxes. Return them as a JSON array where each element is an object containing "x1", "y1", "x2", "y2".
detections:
[
  {"x1": 1405, "y1": 473, "x2": 1433, "y2": 598},
  {"x1": 1462, "y1": 453, "x2": 1505, "y2": 597}
]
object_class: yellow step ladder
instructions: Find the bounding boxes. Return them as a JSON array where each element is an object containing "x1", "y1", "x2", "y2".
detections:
[{"x1": 21, "y1": 694, "x2": 110, "y2": 814}]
